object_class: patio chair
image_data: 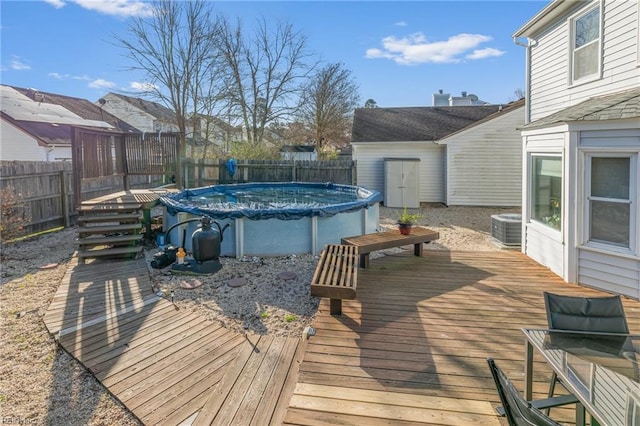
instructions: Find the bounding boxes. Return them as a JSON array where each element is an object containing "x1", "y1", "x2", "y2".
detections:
[
  {"x1": 543, "y1": 292, "x2": 629, "y2": 413},
  {"x1": 487, "y1": 357, "x2": 562, "y2": 426}
]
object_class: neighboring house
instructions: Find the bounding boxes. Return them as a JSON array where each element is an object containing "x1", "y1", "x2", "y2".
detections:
[
  {"x1": 351, "y1": 102, "x2": 524, "y2": 207},
  {"x1": 189, "y1": 113, "x2": 244, "y2": 151},
  {"x1": 101, "y1": 93, "x2": 247, "y2": 155},
  {"x1": 513, "y1": 0, "x2": 640, "y2": 299},
  {"x1": 432, "y1": 89, "x2": 489, "y2": 106},
  {"x1": 11, "y1": 86, "x2": 139, "y2": 133},
  {"x1": 280, "y1": 145, "x2": 317, "y2": 161},
  {"x1": 100, "y1": 92, "x2": 179, "y2": 134},
  {"x1": 0, "y1": 85, "x2": 132, "y2": 161}
]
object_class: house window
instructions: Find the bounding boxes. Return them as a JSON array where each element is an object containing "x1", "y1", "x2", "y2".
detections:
[
  {"x1": 571, "y1": 6, "x2": 601, "y2": 82},
  {"x1": 587, "y1": 156, "x2": 635, "y2": 249},
  {"x1": 531, "y1": 156, "x2": 562, "y2": 230}
]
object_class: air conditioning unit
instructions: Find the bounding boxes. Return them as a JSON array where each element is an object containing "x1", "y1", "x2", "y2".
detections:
[{"x1": 491, "y1": 213, "x2": 522, "y2": 246}]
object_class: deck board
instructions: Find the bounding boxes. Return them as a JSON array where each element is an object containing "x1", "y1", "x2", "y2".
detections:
[
  {"x1": 286, "y1": 249, "x2": 640, "y2": 425},
  {"x1": 44, "y1": 249, "x2": 640, "y2": 425},
  {"x1": 44, "y1": 257, "x2": 302, "y2": 426}
]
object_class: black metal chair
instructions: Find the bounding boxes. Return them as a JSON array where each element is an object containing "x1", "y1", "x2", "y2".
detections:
[
  {"x1": 543, "y1": 292, "x2": 629, "y2": 413},
  {"x1": 487, "y1": 357, "x2": 562, "y2": 426}
]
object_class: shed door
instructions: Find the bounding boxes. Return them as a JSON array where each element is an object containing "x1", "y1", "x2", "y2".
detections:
[{"x1": 384, "y1": 158, "x2": 420, "y2": 208}]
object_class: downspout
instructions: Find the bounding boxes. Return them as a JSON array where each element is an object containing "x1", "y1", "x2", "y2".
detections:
[
  {"x1": 513, "y1": 36, "x2": 537, "y2": 125},
  {"x1": 46, "y1": 146, "x2": 55, "y2": 162}
]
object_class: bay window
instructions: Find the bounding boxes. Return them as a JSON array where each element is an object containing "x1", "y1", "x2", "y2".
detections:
[{"x1": 531, "y1": 156, "x2": 562, "y2": 230}]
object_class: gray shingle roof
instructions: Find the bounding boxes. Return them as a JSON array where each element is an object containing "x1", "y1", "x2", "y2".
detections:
[
  {"x1": 280, "y1": 145, "x2": 316, "y2": 153},
  {"x1": 523, "y1": 87, "x2": 640, "y2": 130},
  {"x1": 351, "y1": 105, "x2": 503, "y2": 143}
]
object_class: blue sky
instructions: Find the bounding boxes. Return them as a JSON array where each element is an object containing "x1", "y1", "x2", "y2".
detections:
[{"x1": 1, "y1": 0, "x2": 546, "y2": 108}]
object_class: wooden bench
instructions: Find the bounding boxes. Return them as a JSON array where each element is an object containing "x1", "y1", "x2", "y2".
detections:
[
  {"x1": 341, "y1": 226, "x2": 440, "y2": 268},
  {"x1": 310, "y1": 244, "x2": 358, "y2": 316}
]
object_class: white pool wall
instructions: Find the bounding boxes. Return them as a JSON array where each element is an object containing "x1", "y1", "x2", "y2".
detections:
[{"x1": 163, "y1": 203, "x2": 379, "y2": 257}]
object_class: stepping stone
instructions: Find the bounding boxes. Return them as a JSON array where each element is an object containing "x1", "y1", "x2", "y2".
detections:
[
  {"x1": 228, "y1": 277, "x2": 248, "y2": 288},
  {"x1": 278, "y1": 271, "x2": 297, "y2": 281},
  {"x1": 181, "y1": 279, "x2": 204, "y2": 290}
]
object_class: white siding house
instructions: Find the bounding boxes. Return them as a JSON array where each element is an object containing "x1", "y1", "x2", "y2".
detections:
[
  {"x1": 280, "y1": 145, "x2": 318, "y2": 161},
  {"x1": 0, "y1": 116, "x2": 70, "y2": 161},
  {"x1": 351, "y1": 102, "x2": 524, "y2": 207},
  {"x1": 100, "y1": 93, "x2": 179, "y2": 133},
  {"x1": 441, "y1": 100, "x2": 525, "y2": 206},
  {"x1": 513, "y1": 0, "x2": 640, "y2": 299},
  {"x1": 0, "y1": 85, "x2": 127, "y2": 162}
]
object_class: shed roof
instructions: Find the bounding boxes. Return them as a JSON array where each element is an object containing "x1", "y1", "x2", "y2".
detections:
[
  {"x1": 351, "y1": 105, "x2": 503, "y2": 143},
  {"x1": 280, "y1": 145, "x2": 316, "y2": 152},
  {"x1": 522, "y1": 87, "x2": 640, "y2": 130}
]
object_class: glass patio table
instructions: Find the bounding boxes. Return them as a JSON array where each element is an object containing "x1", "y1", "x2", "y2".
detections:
[{"x1": 523, "y1": 328, "x2": 640, "y2": 426}]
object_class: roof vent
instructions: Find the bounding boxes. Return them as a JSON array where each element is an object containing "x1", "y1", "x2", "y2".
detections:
[{"x1": 491, "y1": 213, "x2": 521, "y2": 246}]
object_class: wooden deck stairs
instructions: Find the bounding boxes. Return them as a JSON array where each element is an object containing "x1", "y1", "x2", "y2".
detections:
[{"x1": 76, "y1": 202, "x2": 144, "y2": 263}]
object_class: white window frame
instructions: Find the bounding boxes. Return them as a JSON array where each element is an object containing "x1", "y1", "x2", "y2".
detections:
[
  {"x1": 528, "y1": 153, "x2": 563, "y2": 239},
  {"x1": 583, "y1": 152, "x2": 638, "y2": 255},
  {"x1": 569, "y1": 3, "x2": 602, "y2": 86}
]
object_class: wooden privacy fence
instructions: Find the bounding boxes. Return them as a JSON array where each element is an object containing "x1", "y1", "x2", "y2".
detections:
[
  {"x1": 0, "y1": 161, "x2": 163, "y2": 235},
  {"x1": 184, "y1": 159, "x2": 356, "y2": 188},
  {"x1": 0, "y1": 161, "x2": 73, "y2": 234},
  {"x1": 1, "y1": 157, "x2": 356, "y2": 236},
  {"x1": 71, "y1": 128, "x2": 178, "y2": 207}
]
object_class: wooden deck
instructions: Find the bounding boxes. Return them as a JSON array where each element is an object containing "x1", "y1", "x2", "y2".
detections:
[
  {"x1": 81, "y1": 189, "x2": 176, "y2": 209},
  {"x1": 286, "y1": 250, "x2": 640, "y2": 425},
  {"x1": 44, "y1": 257, "x2": 304, "y2": 425},
  {"x1": 43, "y1": 250, "x2": 640, "y2": 425}
]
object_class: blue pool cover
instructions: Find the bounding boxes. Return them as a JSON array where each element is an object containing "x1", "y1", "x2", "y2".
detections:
[{"x1": 159, "y1": 182, "x2": 383, "y2": 221}]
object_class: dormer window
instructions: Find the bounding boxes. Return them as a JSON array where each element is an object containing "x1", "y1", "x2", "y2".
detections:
[{"x1": 571, "y1": 6, "x2": 601, "y2": 83}]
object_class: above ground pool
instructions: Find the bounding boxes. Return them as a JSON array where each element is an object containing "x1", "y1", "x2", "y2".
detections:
[{"x1": 159, "y1": 182, "x2": 382, "y2": 257}]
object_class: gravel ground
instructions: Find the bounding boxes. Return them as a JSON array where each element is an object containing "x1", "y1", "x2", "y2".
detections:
[{"x1": 0, "y1": 204, "x2": 519, "y2": 425}]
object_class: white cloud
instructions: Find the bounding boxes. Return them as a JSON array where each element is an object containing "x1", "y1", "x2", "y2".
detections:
[
  {"x1": 89, "y1": 78, "x2": 116, "y2": 89},
  {"x1": 11, "y1": 56, "x2": 31, "y2": 70},
  {"x1": 43, "y1": 0, "x2": 66, "y2": 9},
  {"x1": 395, "y1": 21, "x2": 408, "y2": 27},
  {"x1": 366, "y1": 32, "x2": 496, "y2": 65},
  {"x1": 49, "y1": 72, "x2": 69, "y2": 79},
  {"x1": 466, "y1": 47, "x2": 505, "y2": 60},
  {"x1": 49, "y1": 72, "x2": 92, "y2": 81},
  {"x1": 129, "y1": 81, "x2": 157, "y2": 92},
  {"x1": 72, "y1": 0, "x2": 153, "y2": 18}
]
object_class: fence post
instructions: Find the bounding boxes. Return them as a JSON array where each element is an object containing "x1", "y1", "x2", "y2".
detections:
[
  {"x1": 59, "y1": 170, "x2": 70, "y2": 228},
  {"x1": 292, "y1": 160, "x2": 297, "y2": 181},
  {"x1": 352, "y1": 160, "x2": 357, "y2": 185}
]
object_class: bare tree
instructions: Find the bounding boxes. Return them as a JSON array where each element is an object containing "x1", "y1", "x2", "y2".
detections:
[
  {"x1": 116, "y1": 0, "x2": 220, "y2": 187},
  {"x1": 364, "y1": 98, "x2": 378, "y2": 108},
  {"x1": 511, "y1": 88, "x2": 526, "y2": 101},
  {"x1": 216, "y1": 16, "x2": 315, "y2": 146},
  {"x1": 297, "y1": 63, "x2": 360, "y2": 149}
]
